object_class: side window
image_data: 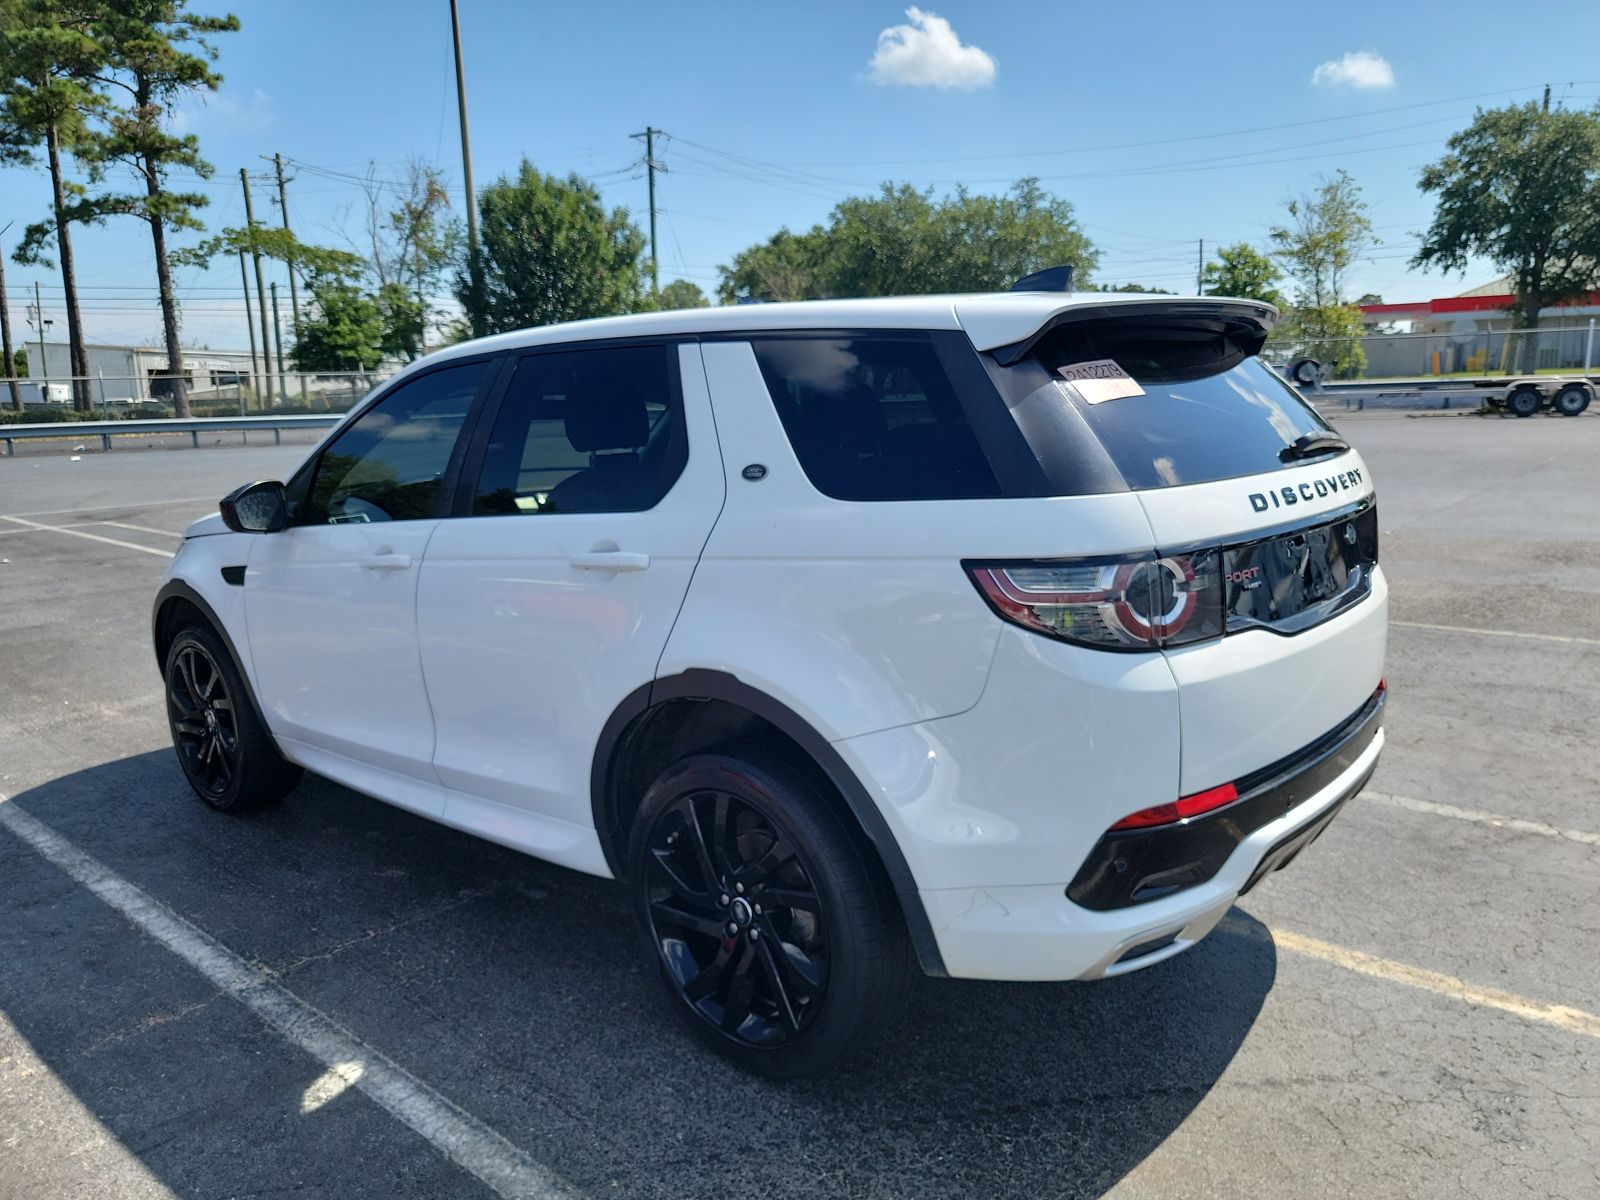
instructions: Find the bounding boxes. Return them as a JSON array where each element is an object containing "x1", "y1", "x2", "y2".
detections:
[
  {"x1": 302, "y1": 361, "x2": 487, "y2": 525},
  {"x1": 749, "y1": 334, "x2": 1000, "y2": 501},
  {"x1": 470, "y1": 344, "x2": 686, "y2": 515}
]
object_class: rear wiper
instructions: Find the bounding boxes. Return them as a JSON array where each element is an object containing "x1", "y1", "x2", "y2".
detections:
[{"x1": 1279, "y1": 432, "x2": 1350, "y2": 462}]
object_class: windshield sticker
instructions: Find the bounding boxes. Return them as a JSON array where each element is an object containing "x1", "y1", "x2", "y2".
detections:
[{"x1": 1055, "y1": 359, "x2": 1145, "y2": 404}]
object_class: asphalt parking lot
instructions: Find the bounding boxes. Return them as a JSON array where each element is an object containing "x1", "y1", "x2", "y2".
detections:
[{"x1": 1, "y1": 411, "x2": 1596, "y2": 1199}]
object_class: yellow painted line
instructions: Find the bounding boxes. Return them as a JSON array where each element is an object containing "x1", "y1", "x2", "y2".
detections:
[
  {"x1": 1272, "y1": 927, "x2": 1600, "y2": 1040},
  {"x1": 1363, "y1": 789, "x2": 1600, "y2": 847},
  {"x1": 1391, "y1": 619, "x2": 1600, "y2": 648},
  {"x1": 0, "y1": 514, "x2": 173, "y2": 559}
]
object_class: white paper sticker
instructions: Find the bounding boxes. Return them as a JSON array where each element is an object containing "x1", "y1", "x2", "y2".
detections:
[{"x1": 1055, "y1": 359, "x2": 1145, "y2": 404}]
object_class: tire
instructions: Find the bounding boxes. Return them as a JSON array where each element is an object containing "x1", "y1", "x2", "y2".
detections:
[
  {"x1": 1288, "y1": 358, "x2": 1321, "y2": 387},
  {"x1": 163, "y1": 623, "x2": 302, "y2": 812},
  {"x1": 1554, "y1": 383, "x2": 1591, "y2": 416},
  {"x1": 626, "y1": 751, "x2": 915, "y2": 1078},
  {"x1": 1507, "y1": 385, "x2": 1542, "y2": 417}
]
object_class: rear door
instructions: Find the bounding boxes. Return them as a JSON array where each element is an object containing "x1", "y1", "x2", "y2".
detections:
[
  {"x1": 985, "y1": 309, "x2": 1386, "y2": 792},
  {"x1": 415, "y1": 341, "x2": 724, "y2": 866}
]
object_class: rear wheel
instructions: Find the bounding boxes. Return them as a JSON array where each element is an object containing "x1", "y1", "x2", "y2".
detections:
[
  {"x1": 1506, "y1": 385, "x2": 1542, "y2": 417},
  {"x1": 164, "y1": 624, "x2": 301, "y2": 812},
  {"x1": 626, "y1": 752, "x2": 914, "y2": 1077},
  {"x1": 1554, "y1": 383, "x2": 1591, "y2": 416}
]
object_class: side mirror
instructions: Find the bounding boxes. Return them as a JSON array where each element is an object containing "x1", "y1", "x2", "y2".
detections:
[{"x1": 220, "y1": 481, "x2": 288, "y2": 533}]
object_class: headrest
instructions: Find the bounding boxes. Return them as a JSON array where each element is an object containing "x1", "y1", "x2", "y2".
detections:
[{"x1": 566, "y1": 392, "x2": 648, "y2": 453}]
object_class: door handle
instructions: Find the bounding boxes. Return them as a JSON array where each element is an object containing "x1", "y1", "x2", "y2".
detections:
[
  {"x1": 568, "y1": 550, "x2": 650, "y2": 572},
  {"x1": 358, "y1": 552, "x2": 413, "y2": 571}
]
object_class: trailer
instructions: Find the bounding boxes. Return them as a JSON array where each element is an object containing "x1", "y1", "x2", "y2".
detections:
[
  {"x1": 1279, "y1": 358, "x2": 1595, "y2": 417},
  {"x1": 1486, "y1": 376, "x2": 1593, "y2": 417}
]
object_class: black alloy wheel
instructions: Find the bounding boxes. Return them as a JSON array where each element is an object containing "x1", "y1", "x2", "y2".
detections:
[
  {"x1": 168, "y1": 641, "x2": 239, "y2": 800},
  {"x1": 163, "y1": 624, "x2": 301, "y2": 812},
  {"x1": 642, "y1": 787, "x2": 830, "y2": 1048},
  {"x1": 627, "y1": 752, "x2": 914, "y2": 1077}
]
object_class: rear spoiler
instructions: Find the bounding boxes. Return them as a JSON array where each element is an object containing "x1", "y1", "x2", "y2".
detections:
[{"x1": 971, "y1": 297, "x2": 1278, "y2": 366}]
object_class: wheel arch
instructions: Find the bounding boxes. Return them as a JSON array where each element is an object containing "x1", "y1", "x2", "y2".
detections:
[
  {"x1": 152, "y1": 580, "x2": 274, "y2": 736},
  {"x1": 593, "y1": 669, "x2": 948, "y2": 976}
]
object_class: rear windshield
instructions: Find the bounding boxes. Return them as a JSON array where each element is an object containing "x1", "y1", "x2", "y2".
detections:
[{"x1": 1016, "y1": 319, "x2": 1334, "y2": 491}]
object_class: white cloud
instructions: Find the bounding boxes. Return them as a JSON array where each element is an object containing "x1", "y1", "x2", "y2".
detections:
[
  {"x1": 1311, "y1": 50, "x2": 1396, "y2": 90},
  {"x1": 870, "y1": 7, "x2": 996, "y2": 90}
]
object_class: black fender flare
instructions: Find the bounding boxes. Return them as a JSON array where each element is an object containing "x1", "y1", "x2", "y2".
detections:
[{"x1": 591, "y1": 669, "x2": 949, "y2": 976}]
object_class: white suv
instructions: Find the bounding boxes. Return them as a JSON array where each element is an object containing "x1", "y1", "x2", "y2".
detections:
[{"x1": 153, "y1": 290, "x2": 1386, "y2": 1076}]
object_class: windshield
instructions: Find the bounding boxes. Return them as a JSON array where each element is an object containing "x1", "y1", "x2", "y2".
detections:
[{"x1": 998, "y1": 317, "x2": 1337, "y2": 492}]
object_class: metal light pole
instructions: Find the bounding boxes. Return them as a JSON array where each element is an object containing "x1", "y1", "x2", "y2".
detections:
[{"x1": 449, "y1": 0, "x2": 481, "y2": 327}]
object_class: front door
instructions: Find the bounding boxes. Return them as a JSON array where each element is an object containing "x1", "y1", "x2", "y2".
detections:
[
  {"x1": 416, "y1": 342, "x2": 724, "y2": 866},
  {"x1": 244, "y1": 358, "x2": 495, "y2": 808}
]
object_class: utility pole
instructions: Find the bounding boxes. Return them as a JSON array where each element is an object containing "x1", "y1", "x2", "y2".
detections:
[
  {"x1": 240, "y1": 168, "x2": 275, "y2": 404},
  {"x1": 269, "y1": 153, "x2": 307, "y2": 398},
  {"x1": 270, "y1": 282, "x2": 287, "y2": 402},
  {"x1": 631, "y1": 126, "x2": 665, "y2": 297},
  {"x1": 1196, "y1": 239, "x2": 1204, "y2": 294},
  {"x1": 30, "y1": 281, "x2": 50, "y2": 400},
  {"x1": 238, "y1": 249, "x2": 260, "y2": 414},
  {"x1": 0, "y1": 222, "x2": 19, "y2": 411},
  {"x1": 449, "y1": 0, "x2": 481, "y2": 329},
  {"x1": 1543, "y1": 83, "x2": 1551, "y2": 112}
]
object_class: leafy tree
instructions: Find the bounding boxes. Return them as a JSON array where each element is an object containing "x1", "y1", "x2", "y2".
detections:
[
  {"x1": 654, "y1": 278, "x2": 709, "y2": 310},
  {"x1": 353, "y1": 158, "x2": 455, "y2": 358},
  {"x1": 1413, "y1": 102, "x2": 1600, "y2": 365},
  {"x1": 78, "y1": 1, "x2": 238, "y2": 416},
  {"x1": 1200, "y1": 243, "x2": 1285, "y2": 307},
  {"x1": 1094, "y1": 282, "x2": 1174, "y2": 294},
  {"x1": 717, "y1": 227, "x2": 830, "y2": 303},
  {"x1": 1270, "y1": 171, "x2": 1372, "y2": 378},
  {"x1": 1, "y1": 0, "x2": 107, "y2": 409},
  {"x1": 290, "y1": 272, "x2": 385, "y2": 371},
  {"x1": 173, "y1": 224, "x2": 364, "y2": 277},
  {"x1": 455, "y1": 160, "x2": 646, "y2": 335},
  {"x1": 717, "y1": 179, "x2": 1097, "y2": 303}
]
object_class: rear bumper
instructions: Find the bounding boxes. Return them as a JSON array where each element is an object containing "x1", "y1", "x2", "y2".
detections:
[{"x1": 920, "y1": 718, "x2": 1383, "y2": 982}]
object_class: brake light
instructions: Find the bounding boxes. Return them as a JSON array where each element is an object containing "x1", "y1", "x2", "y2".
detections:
[
  {"x1": 966, "y1": 551, "x2": 1224, "y2": 650},
  {"x1": 1110, "y1": 782, "x2": 1240, "y2": 831}
]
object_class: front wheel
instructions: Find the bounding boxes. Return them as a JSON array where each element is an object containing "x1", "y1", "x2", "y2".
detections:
[
  {"x1": 626, "y1": 752, "x2": 914, "y2": 1077},
  {"x1": 1506, "y1": 385, "x2": 1542, "y2": 417},
  {"x1": 164, "y1": 624, "x2": 302, "y2": 812}
]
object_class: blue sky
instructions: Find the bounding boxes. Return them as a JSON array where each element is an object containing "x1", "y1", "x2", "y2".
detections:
[{"x1": 6, "y1": 0, "x2": 1600, "y2": 351}]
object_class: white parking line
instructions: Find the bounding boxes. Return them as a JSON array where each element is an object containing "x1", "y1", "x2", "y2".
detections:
[
  {"x1": 97, "y1": 520, "x2": 185, "y2": 538},
  {"x1": 1391, "y1": 620, "x2": 1600, "y2": 648},
  {"x1": 1362, "y1": 789, "x2": 1600, "y2": 847},
  {"x1": 0, "y1": 515, "x2": 174, "y2": 559},
  {"x1": 0, "y1": 795, "x2": 584, "y2": 1200},
  {"x1": 2, "y1": 496, "x2": 214, "y2": 519}
]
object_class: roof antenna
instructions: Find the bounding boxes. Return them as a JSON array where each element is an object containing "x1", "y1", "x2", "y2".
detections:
[{"x1": 1008, "y1": 264, "x2": 1074, "y2": 293}]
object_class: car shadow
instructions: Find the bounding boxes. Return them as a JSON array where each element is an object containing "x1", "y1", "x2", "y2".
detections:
[{"x1": 1, "y1": 751, "x2": 1277, "y2": 1199}]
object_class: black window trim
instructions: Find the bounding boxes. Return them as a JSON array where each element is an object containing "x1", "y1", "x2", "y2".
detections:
[
  {"x1": 448, "y1": 334, "x2": 695, "y2": 519},
  {"x1": 285, "y1": 351, "x2": 509, "y2": 527}
]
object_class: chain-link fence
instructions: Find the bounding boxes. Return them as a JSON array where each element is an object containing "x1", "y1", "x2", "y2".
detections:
[
  {"x1": 1266, "y1": 322, "x2": 1600, "y2": 381},
  {"x1": 0, "y1": 369, "x2": 395, "y2": 421}
]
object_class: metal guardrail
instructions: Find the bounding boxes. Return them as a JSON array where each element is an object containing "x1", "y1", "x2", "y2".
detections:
[{"x1": 0, "y1": 414, "x2": 344, "y2": 457}]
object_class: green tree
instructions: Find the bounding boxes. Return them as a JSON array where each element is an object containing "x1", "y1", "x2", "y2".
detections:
[
  {"x1": 1, "y1": 0, "x2": 107, "y2": 410},
  {"x1": 1094, "y1": 282, "x2": 1175, "y2": 294},
  {"x1": 717, "y1": 226, "x2": 829, "y2": 303},
  {"x1": 290, "y1": 273, "x2": 385, "y2": 372},
  {"x1": 1270, "y1": 171, "x2": 1373, "y2": 378},
  {"x1": 654, "y1": 278, "x2": 709, "y2": 310},
  {"x1": 455, "y1": 161, "x2": 646, "y2": 335},
  {"x1": 1200, "y1": 243, "x2": 1285, "y2": 307},
  {"x1": 1413, "y1": 102, "x2": 1600, "y2": 367},
  {"x1": 78, "y1": 1, "x2": 238, "y2": 416},
  {"x1": 355, "y1": 158, "x2": 455, "y2": 358}
]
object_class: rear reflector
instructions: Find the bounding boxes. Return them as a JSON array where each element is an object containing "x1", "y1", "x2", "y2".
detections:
[{"x1": 1109, "y1": 781, "x2": 1240, "y2": 831}]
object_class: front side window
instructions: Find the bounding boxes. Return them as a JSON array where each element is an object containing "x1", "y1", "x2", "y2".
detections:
[
  {"x1": 749, "y1": 334, "x2": 1000, "y2": 502},
  {"x1": 303, "y1": 361, "x2": 487, "y2": 524},
  {"x1": 471, "y1": 344, "x2": 685, "y2": 515}
]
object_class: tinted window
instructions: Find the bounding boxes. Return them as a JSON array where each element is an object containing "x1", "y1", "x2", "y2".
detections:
[
  {"x1": 750, "y1": 335, "x2": 999, "y2": 501},
  {"x1": 1022, "y1": 321, "x2": 1333, "y2": 490},
  {"x1": 471, "y1": 344, "x2": 685, "y2": 515},
  {"x1": 303, "y1": 361, "x2": 486, "y2": 524}
]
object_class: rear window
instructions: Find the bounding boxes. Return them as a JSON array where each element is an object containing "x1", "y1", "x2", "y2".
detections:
[
  {"x1": 1019, "y1": 319, "x2": 1333, "y2": 491},
  {"x1": 749, "y1": 335, "x2": 1001, "y2": 501}
]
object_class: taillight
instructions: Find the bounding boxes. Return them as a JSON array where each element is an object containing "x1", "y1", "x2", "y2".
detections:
[
  {"x1": 1109, "y1": 782, "x2": 1239, "y2": 831},
  {"x1": 966, "y1": 551, "x2": 1224, "y2": 651}
]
